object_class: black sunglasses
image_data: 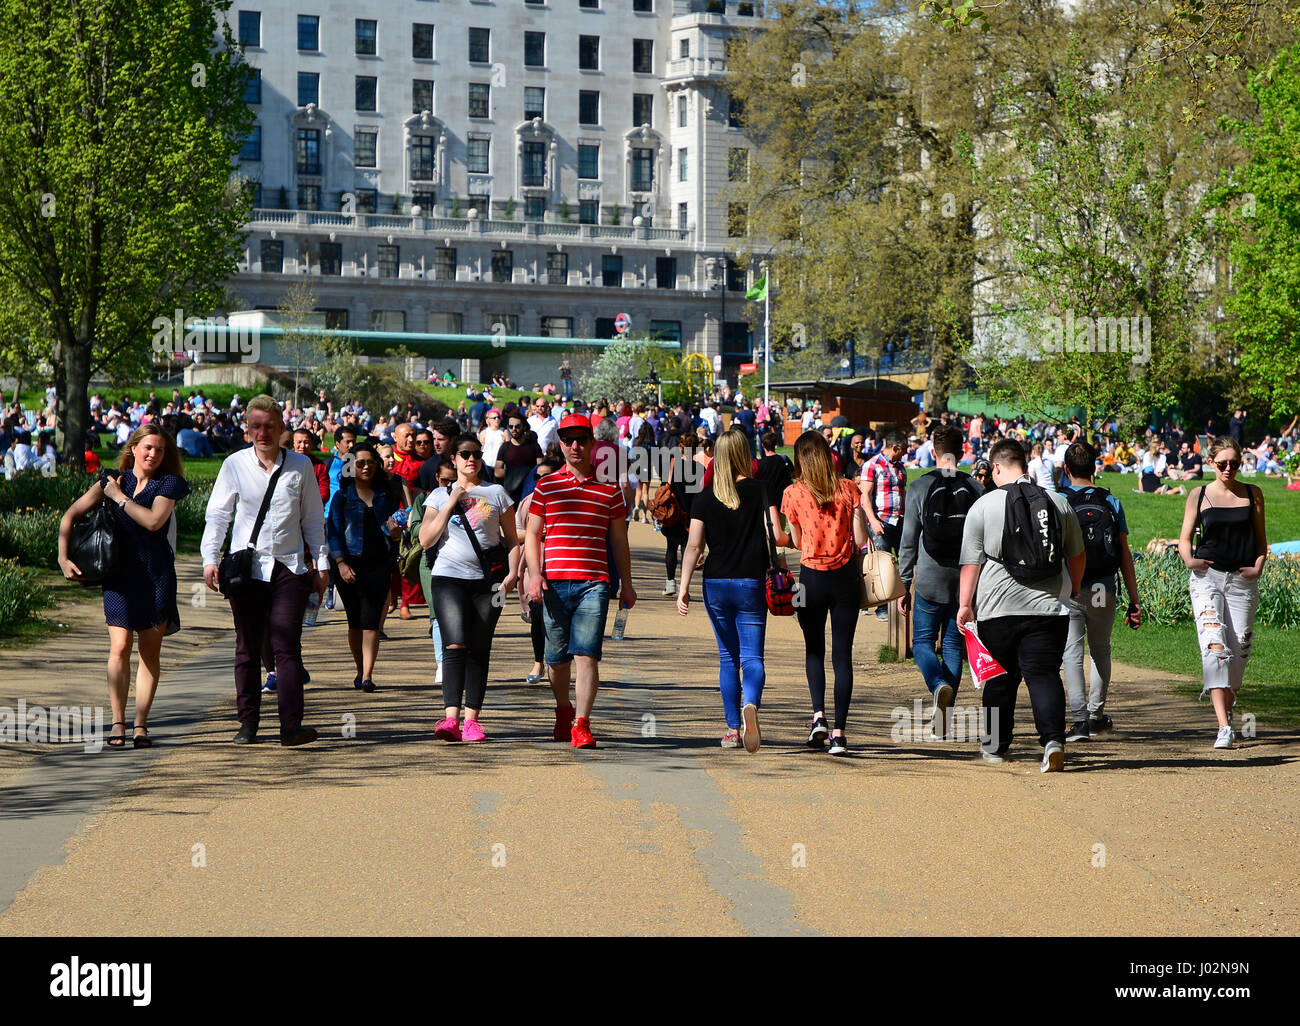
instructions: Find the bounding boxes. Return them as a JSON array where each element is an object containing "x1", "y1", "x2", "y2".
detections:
[
  {"x1": 1214, "y1": 460, "x2": 1241, "y2": 471},
  {"x1": 457, "y1": 449, "x2": 482, "y2": 459}
]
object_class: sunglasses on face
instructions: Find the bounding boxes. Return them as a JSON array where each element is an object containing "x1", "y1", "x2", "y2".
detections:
[
  {"x1": 558, "y1": 434, "x2": 591, "y2": 447},
  {"x1": 457, "y1": 449, "x2": 482, "y2": 459},
  {"x1": 354, "y1": 459, "x2": 377, "y2": 469},
  {"x1": 1214, "y1": 460, "x2": 1241, "y2": 471}
]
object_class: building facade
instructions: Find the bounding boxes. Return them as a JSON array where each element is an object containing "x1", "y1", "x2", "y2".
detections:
[{"x1": 226, "y1": 0, "x2": 768, "y2": 380}]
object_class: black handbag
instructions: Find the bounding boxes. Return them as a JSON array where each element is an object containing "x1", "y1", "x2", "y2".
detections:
[
  {"x1": 218, "y1": 456, "x2": 285, "y2": 598},
  {"x1": 448, "y1": 486, "x2": 510, "y2": 585},
  {"x1": 69, "y1": 499, "x2": 121, "y2": 585}
]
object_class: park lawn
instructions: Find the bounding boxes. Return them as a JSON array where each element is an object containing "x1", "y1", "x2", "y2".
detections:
[{"x1": 17, "y1": 382, "x2": 266, "y2": 413}]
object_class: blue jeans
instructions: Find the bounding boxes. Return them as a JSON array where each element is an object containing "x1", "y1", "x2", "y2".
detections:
[
  {"x1": 912, "y1": 593, "x2": 962, "y2": 697},
  {"x1": 543, "y1": 578, "x2": 610, "y2": 664},
  {"x1": 702, "y1": 577, "x2": 768, "y2": 728}
]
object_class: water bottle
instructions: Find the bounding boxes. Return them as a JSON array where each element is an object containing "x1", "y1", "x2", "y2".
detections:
[
  {"x1": 611, "y1": 604, "x2": 630, "y2": 641},
  {"x1": 303, "y1": 591, "x2": 321, "y2": 627}
]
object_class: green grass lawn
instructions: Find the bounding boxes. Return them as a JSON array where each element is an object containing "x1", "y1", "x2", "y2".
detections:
[{"x1": 17, "y1": 382, "x2": 265, "y2": 413}]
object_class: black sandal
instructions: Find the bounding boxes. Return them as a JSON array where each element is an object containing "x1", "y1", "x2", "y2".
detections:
[
  {"x1": 132, "y1": 725, "x2": 152, "y2": 749},
  {"x1": 107, "y1": 722, "x2": 126, "y2": 748}
]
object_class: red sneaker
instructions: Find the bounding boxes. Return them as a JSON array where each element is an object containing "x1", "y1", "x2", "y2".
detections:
[
  {"x1": 570, "y1": 717, "x2": 597, "y2": 749},
  {"x1": 553, "y1": 705, "x2": 576, "y2": 742}
]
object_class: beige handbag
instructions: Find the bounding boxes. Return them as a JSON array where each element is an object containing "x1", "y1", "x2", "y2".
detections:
[{"x1": 857, "y1": 532, "x2": 904, "y2": 609}]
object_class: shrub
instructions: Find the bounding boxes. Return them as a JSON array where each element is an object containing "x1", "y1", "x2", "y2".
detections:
[
  {"x1": 1126, "y1": 550, "x2": 1300, "y2": 629},
  {"x1": 0, "y1": 557, "x2": 53, "y2": 633},
  {"x1": 1256, "y1": 555, "x2": 1300, "y2": 630}
]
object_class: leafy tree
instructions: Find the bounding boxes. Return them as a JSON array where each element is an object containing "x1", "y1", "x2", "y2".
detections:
[{"x1": 0, "y1": 0, "x2": 253, "y2": 467}]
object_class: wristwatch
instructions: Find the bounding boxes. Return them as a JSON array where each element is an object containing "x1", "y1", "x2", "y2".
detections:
[{"x1": 117, "y1": 497, "x2": 128, "y2": 510}]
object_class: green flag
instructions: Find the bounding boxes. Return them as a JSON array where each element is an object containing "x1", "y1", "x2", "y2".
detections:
[{"x1": 745, "y1": 275, "x2": 767, "y2": 302}]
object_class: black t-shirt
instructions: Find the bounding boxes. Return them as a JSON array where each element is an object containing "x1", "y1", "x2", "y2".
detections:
[
  {"x1": 692, "y1": 478, "x2": 771, "y2": 582},
  {"x1": 757, "y1": 453, "x2": 793, "y2": 507}
]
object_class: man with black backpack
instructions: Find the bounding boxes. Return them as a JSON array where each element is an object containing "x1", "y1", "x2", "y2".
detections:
[
  {"x1": 1059, "y1": 442, "x2": 1141, "y2": 741},
  {"x1": 899, "y1": 425, "x2": 983, "y2": 739},
  {"x1": 957, "y1": 439, "x2": 1086, "y2": 772}
]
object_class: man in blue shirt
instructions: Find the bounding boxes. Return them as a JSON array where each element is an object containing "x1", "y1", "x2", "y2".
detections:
[{"x1": 1059, "y1": 441, "x2": 1142, "y2": 740}]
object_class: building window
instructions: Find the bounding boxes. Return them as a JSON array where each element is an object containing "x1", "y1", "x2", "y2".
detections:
[
  {"x1": 466, "y1": 136, "x2": 490, "y2": 174},
  {"x1": 579, "y1": 199, "x2": 598, "y2": 224},
  {"x1": 522, "y1": 141, "x2": 547, "y2": 187},
  {"x1": 355, "y1": 19, "x2": 377, "y2": 56},
  {"x1": 247, "y1": 182, "x2": 262, "y2": 207},
  {"x1": 679, "y1": 38, "x2": 689, "y2": 59},
  {"x1": 595, "y1": 317, "x2": 617, "y2": 337},
  {"x1": 356, "y1": 76, "x2": 377, "y2": 112},
  {"x1": 299, "y1": 184, "x2": 322, "y2": 211},
  {"x1": 631, "y1": 148, "x2": 654, "y2": 191},
  {"x1": 413, "y1": 188, "x2": 437, "y2": 212},
  {"x1": 469, "y1": 27, "x2": 491, "y2": 64},
  {"x1": 297, "y1": 15, "x2": 319, "y2": 51},
  {"x1": 650, "y1": 319, "x2": 682, "y2": 341},
  {"x1": 738, "y1": 1, "x2": 755, "y2": 15},
  {"x1": 238, "y1": 10, "x2": 261, "y2": 47},
  {"x1": 577, "y1": 144, "x2": 599, "y2": 179},
  {"x1": 728, "y1": 202, "x2": 748, "y2": 237},
  {"x1": 578, "y1": 36, "x2": 599, "y2": 71},
  {"x1": 546, "y1": 252, "x2": 567, "y2": 284},
  {"x1": 729, "y1": 148, "x2": 749, "y2": 181},
  {"x1": 355, "y1": 188, "x2": 377, "y2": 213},
  {"x1": 524, "y1": 31, "x2": 545, "y2": 68},
  {"x1": 296, "y1": 128, "x2": 321, "y2": 174},
  {"x1": 633, "y1": 39, "x2": 653, "y2": 74},
  {"x1": 541, "y1": 316, "x2": 573, "y2": 337},
  {"x1": 491, "y1": 250, "x2": 513, "y2": 283},
  {"x1": 524, "y1": 86, "x2": 545, "y2": 121},
  {"x1": 525, "y1": 197, "x2": 546, "y2": 220},
  {"x1": 434, "y1": 248, "x2": 456, "y2": 280},
  {"x1": 413, "y1": 23, "x2": 434, "y2": 59},
  {"x1": 240, "y1": 125, "x2": 261, "y2": 161},
  {"x1": 677, "y1": 147, "x2": 687, "y2": 182},
  {"x1": 377, "y1": 245, "x2": 399, "y2": 278},
  {"x1": 469, "y1": 83, "x2": 490, "y2": 119},
  {"x1": 677, "y1": 95, "x2": 688, "y2": 127},
  {"x1": 321, "y1": 309, "x2": 349, "y2": 330},
  {"x1": 524, "y1": 0, "x2": 543, "y2": 5},
  {"x1": 728, "y1": 94, "x2": 744, "y2": 128},
  {"x1": 578, "y1": 0, "x2": 598, "y2": 9},
  {"x1": 677, "y1": 202, "x2": 688, "y2": 230},
  {"x1": 635, "y1": 0, "x2": 653, "y2": 11},
  {"x1": 655, "y1": 257, "x2": 676, "y2": 289},
  {"x1": 726, "y1": 258, "x2": 745, "y2": 292},
  {"x1": 579, "y1": 90, "x2": 599, "y2": 125},
  {"x1": 371, "y1": 310, "x2": 406, "y2": 332},
  {"x1": 260, "y1": 239, "x2": 283, "y2": 272},
  {"x1": 633, "y1": 93, "x2": 653, "y2": 127},
  {"x1": 602, "y1": 254, "x2": 622, "y2": 287},
  {"x1": 428, "y1": 312, "x2": 463, "y2": 333},
  {"x1": 297, "y1": 71, "x2": 319, "y2": 108},
  {"x1": 468, "y1": 189, "x2": 490, "y2": 215},
  {"x1": 487, "y1": 313, "x2": 520, "y2": 334},
  {"x1": 724, "y1": 322, "x2": 751, "y2": 354},
  {"x1": 243, "y1": 68, "x2": 261, "y2": 105},
  {"x1": 321, "y1": 244, "x2": 343, "y2": 277},
  {"x1": 412, "y1": 136, "x2": 436, "y2": 179},
  {"x1": 355, "y1": 129, "x2": 377, "y2": 167},
  {"x1": 413, "y1": 79, "x2": 433, "y2": 114}
]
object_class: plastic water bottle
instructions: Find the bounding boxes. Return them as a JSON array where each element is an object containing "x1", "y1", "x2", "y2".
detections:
[
  {"x1": 611, "y1": 605, "x2": 630, "y2": 641},
  {"x1": 303, "y1": 591, "x2": 320, "y2": 627}
]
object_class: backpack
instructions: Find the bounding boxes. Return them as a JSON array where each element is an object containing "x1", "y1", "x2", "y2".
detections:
[
  {"x1": 996, "y1": 481, "x2": 1063, "y2": 582},
  {"x1": 647, "y1": 457, "x2": 686, "y2": 529},
  {"x1": 920, "y1": 471, "x2": 980, "y2": 565},
  {"x1": 1065, "y1": 485, "x2": 1121, "y2": 579}
]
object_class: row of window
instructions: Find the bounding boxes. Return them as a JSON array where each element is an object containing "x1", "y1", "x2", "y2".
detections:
[{"x1": 293, "y1": 311, "x2": 681, "y2": 342}]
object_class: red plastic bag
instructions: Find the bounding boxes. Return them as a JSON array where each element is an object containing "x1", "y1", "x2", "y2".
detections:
[{"x1": 960, "y1": 622, "x2": 1006, "y2": 688}]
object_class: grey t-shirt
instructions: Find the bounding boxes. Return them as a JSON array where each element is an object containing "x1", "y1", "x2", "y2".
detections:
[
  {"x1": 424, "y1": 484, "x2": 513, "y2": 579},
  {"x1": 959, "y1": 476, "x2": 1084, "y2": 618}
]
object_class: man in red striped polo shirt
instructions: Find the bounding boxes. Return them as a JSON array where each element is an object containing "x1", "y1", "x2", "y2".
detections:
[{"x1": 524, "y1": 414, "x2": 637, "y2": 748}]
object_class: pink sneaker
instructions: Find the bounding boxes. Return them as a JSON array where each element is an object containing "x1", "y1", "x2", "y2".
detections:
[
  {"x1": 434, "y1": 717, "x2": 461, "y2": 742},
  {"x1": 462, "y1": 719, "x2": 487, "y2": 743}
]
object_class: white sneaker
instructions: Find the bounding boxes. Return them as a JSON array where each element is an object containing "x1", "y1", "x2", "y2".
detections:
[
  {"x1": 1041, "y1": 740, "x2": 1065, "y2": 773},
  {"x1": 931, "y1": 683, "x2": 954, "y2": 740},
  {"x1": 980, "y1": 749, "x2": 1005, "y2": 764},
  {"x1": 662, "y1": 579, "x2": 676, "y2": 596},
  {"x1": 1214, "y1": 725, "x2": 1234, "y2": 749},
  {"x1": 435, "y1": 664, "x2": 443, "y2": 685}
]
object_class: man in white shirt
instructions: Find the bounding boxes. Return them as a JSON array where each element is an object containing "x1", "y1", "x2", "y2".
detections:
[
  {"x1": 700, "y1": 401, "x2": 720, "y2": 438},
  {"x1": 202, "y1": 395, "x2": 328, "y2": 746},
  {"x1": 529, "y1": 396, "x2": 558, "y2": 452}
]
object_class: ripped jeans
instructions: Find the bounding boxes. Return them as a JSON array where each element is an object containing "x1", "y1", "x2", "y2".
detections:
[{"x1": 1188, "y1": 568, "x2": 1259, "y2": 696}]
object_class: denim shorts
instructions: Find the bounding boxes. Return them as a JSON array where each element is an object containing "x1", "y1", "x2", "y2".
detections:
[{"x1": 543, "y1": 578, "x2": 610, "y2": 664}]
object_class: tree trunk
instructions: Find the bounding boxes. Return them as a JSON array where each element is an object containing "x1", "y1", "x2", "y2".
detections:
[
  {"x1": 56, "y1": 331, "x2": 91, "y2": 472},
  {"x1": 926, "y1": 322, "x2": 955, "y2": 414}
]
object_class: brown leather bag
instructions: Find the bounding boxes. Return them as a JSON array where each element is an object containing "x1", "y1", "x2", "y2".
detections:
[{"x1": 647, "y1": 457, "x2": 686, "y2": 529}]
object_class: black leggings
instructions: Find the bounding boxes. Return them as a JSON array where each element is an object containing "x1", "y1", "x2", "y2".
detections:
[
  {"x1": 795, "y1": 561, "x2": 860, "y2": 730},
  {"x1": 429, "y1": 575, "x2": 504, "y2": 711},
  {"x1": 665, "y1": 533, "x2": 687, "y2": 580},
  {"x1": 331, "y1": 562, "x2": 391, "y2": 631},
  {"x1": 530, "y1": 600, "x2": 545, "y2": 662}
]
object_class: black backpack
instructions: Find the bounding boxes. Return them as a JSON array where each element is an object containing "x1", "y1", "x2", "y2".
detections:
[
  {"x1": 1066, "y1": 485, "x2": 1121, "y2": 579},
  {"x1": 997, "y1": 481, "x2": 1063, "y2": 582},
  {"x1": 920, "y1": 470, "x2": 981, "y2": 565}
]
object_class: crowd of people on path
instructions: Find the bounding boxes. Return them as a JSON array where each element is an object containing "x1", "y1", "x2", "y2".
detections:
[{"x1": 44, "y1": 375, "x2": 1283, "y2": 763}]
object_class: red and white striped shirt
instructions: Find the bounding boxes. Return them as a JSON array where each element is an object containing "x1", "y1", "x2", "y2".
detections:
[{"x1": 530, "y1": 465, "x2": 627, "y2": 581}]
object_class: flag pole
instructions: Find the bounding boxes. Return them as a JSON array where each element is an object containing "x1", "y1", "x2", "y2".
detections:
[{"x1": 763, "y1": 265, "x2": 770, "y2": 407}]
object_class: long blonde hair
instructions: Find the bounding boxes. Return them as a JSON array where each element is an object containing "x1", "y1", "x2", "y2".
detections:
[
  {"x1": 792, "y1": 430, "x2": 839, "y2": 506},
  {"x1": 712, "y1": 429, "x2": 752, "y2": 511}
]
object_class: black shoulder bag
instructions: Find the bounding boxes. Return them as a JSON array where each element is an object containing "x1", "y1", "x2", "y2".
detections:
[
  {"x1": 448, "y1": 486, "x2": 510, "y2": 585},
  {"x1": 218, "y1": 454, "x2": 285, "y2": 598}
]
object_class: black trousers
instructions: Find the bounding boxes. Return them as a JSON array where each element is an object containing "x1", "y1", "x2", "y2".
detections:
[{"x1": 979, "y1": 614, "x2": 1069, "y2": 754}]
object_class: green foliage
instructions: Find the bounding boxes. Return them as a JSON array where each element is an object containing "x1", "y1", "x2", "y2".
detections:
[
  {"x1": 578, "y1": 337, "x2": 672, "y2": 405},
  {"x1": 607, "y1": 204, "x2": 622, "y2": 226},
  {"x1": 1129, "y1": 551, "x2": 1300, "y2": 629},
  {"x1": 0, "y1": 557, "x2": 54, "y2": 634},
  {"x1": 502, "y1": 197, "x2": 516, "y2": 220},
  {"x1": 0, "y1": 506, "x2": 61, "y2": 567},
  {"x1": 559, "y1": 200, "x2": 571, "y2": 223},
  {"x1": 1256, "y1": 556, "x2": 1300, "y2": 630}
]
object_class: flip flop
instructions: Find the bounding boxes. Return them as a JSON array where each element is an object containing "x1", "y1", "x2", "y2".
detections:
[
  {"x1": 107, "y1": 722, "x2": 126, "y2": 749},
  {"x1": 132, "y1": 725, "x2": 152, "y2": 749}
]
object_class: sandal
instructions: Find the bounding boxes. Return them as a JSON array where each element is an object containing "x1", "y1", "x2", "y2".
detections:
[
  {"x1": 107, "y1": 722, "x2": 126, "y2": 748},
  {"x1": 133, "y1": 725, "x2": 152, "y2": 749}
]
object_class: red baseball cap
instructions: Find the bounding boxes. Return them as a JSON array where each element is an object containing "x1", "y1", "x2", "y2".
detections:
[{"x1": 557, "y1": 413, "x2": 594, "y2": 436}]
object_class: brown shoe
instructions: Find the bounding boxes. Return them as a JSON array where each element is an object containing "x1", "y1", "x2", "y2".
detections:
[{"x1": 399, "y1": 605, "x2": 413, "y2": 619}]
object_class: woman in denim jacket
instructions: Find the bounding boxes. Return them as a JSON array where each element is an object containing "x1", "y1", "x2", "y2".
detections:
[{"x1": 326, "y1": 442, "x2": 402, "y2": 692}]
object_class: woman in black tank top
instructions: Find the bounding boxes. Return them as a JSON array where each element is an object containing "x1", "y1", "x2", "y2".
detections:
[{"x1": 1177, "y1": 438, "x2": 1268, "y2": 751}]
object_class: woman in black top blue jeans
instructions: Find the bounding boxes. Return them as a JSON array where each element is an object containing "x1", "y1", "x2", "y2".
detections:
[
  {"x1": 1177, "y1": 436, "x2": 1268, "y2": 750},
  {"x1": 677, "y1": 430, "x2": 788, "y2": 753}
]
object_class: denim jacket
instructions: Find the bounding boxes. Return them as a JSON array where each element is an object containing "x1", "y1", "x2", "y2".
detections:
[{"x1": 326, "y1": 484, "x2": 399, "y2": 563}]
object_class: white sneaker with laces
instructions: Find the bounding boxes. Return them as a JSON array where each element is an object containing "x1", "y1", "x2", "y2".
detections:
[
  {"x1": 1214, "y1": 725, "x2": 1234, "y2": 749},
  {"x1": 663, "y1": 579, "x2": 676, "y2": 596},
  {"x1": 435, "y1": 664, "x2": 443, "y2": 685},
  {"x1": 1041, "y1": 740, "x2": 1065, "y2": 773},
  {"x1": 981, "y1": 749, "x2": 1005, "y2": 765}
]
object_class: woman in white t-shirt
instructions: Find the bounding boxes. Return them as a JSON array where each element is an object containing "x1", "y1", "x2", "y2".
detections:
[
  {"x1": 419, "y1": 434, "x2": 520, "y2": 743},
  {"x1": 1027, "y1": 443, "x2": 1056, "y2": 491},
  {"x1": 478, "y1": 408, "x2": 507, "y2": 477}
]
